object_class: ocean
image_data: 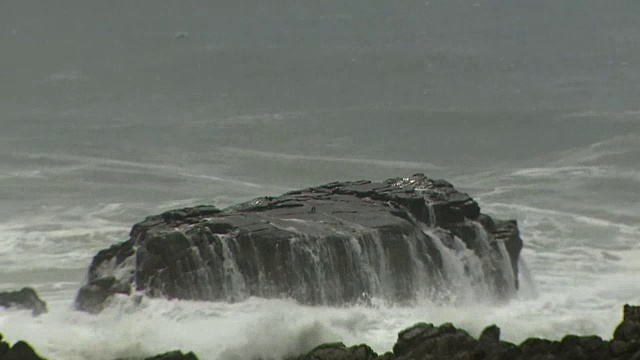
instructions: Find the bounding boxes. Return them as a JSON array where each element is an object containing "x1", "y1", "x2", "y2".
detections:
[{"x1": 1, "y1": 1, "x2": 639, "y2": 359}]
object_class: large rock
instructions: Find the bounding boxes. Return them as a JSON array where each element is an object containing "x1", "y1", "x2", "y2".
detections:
[
  {"x1": 0, "y1": 334, "x2": 45, "y2": 360},
  {"x1": 0, "y1": 288, "x2": 47, "y2": 317},
  {"x1": 612, "y1": 304, "x2": 640, "y2": 357},
  {"x1": 75, "y1": 174, "x2": 523, "y2": 312},
  {"x1": 290, "y1": 343, "x2": 378, "y2": 360},
  {"x1": 140, "y1": 350, "x2": 199, "y2": 360}
]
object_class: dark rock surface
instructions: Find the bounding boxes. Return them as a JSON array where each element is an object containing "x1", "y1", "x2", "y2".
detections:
[
  {"x1": 141, "y1": 350, "x2": 199, "y2": 360},
  {"x1": 0, "y1": 334, "x2": 45, "y2": 360},
  {"x1": 289, "y1": 304, "x2": 640, "y2": 360},
  {"x1": 0, "y1": 288, "x2": 47, "y2": 317},
  {"x1": 289, "y1": 343, "x2": 378, "y2": 360},
  {"x1": 0, "y1": 333, "x2": 198, "y2": 360},
  {"x1": 75, "y1": 174, "x2": 523, "y2": 312}
]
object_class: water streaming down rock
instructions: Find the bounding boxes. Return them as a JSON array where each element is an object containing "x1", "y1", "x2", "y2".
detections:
[
  {"x1": 75, "y1": 174, "x2": 524, "y2": 312},
  {"x1": 517, "y1": 257, "x2": 538, "y2": 299}
]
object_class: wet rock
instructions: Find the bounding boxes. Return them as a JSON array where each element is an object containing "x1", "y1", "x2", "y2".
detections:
[
  {"x1": 519, "y1": 338, "x2": 558, "y2": 358},
  {"x1": 0, "y1": 288, "x2": 47, "y2": 317},
  {"x1": 144, "y1": 350, "x2": 199, "y2": 360},
  {"x1": 477, "y1": 324, "x2": 522, "y2": 360},
  {"x1": 375, "y1": 352, "x2": 396, "y2": 360},
  {"x1": 0, "y1": 335, "x2": 8, "y2": 358},
  {"x1": 292, "y1": 304, "x2": 640, "y2": 360},
  {"x1": 75, "y1": 276, "x2": 132, "y2": 314},
  {"x1": 76, "y1": 174, "x2": 523, "y2": 311},
  {"x1": 0, "y1": 336, "x2": 45, "y2": 360},
  {"x1": 555, "y1": 334, "x2": 609, "y2": 359},
  {"x1": 393, "y1": 322, "x2": 480, "y2": 360},
  {"x1": 291, "y1": 342, "x2": 378, "y2": 360},
  {"x1": 615, "y1": 305, "x2": 640, "y2": 342},
  {"x1": 479, "y1": 324, "x2": 501, "y2": 345}
]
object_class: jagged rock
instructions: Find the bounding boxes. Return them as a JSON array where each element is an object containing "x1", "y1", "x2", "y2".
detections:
[
  {"x1": 75, "y1": 276, "x2": 132, "y2": 313},
  {"x1": 0, "y1": 288, "x2": 47, "y2": 317},
  {"x1": 479, "y1": 324, "x2": 501, "y2": 345},
  {"x1": 75, "y1": 174, "x2": 523, "y2": 312},
  {"x1": 375, "y1": 352, "x2": 396, "y2": 360},
  {"x1": 0, "y1": 334, "x2": 8, "y2": 358},
  {"x1": 393, "y1": 322, "x2": 481, "y2": 359},
  {"x1": 113, "y1": 350, "x2": 199, "y2": 360},
  {"x1": 0, "y1": 335, "x2": 45, "y2": 360},
  {"x1": 290, "y1": 342, "x2": 378, "y2": 360},
  {"x1": 519, "y1": 338, "x2": 558, "y2": 359},
  {"x1": 555, "y1": 335, "x2": 609, "y2": 359},
  {"x1": 144, "y1": 350, "x2": 199, "y2": 360},
  {"x1": 367, "y1": 305, "x2": 640, "y2": 359},
  {"x1": 476, "y1": 324, "x2": 521, "y2": 360},
  {"x1": 615, "y1": 305, "x2": 640, "y2": 342},
  {"x1": 612, "y1": 304, "x2": 640, "y2": 358}
]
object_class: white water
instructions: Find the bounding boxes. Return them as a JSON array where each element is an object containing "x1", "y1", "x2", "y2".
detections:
[
  {"x1": 2, "y1": 138, "x2": 640, "y2": 359},
  {"x1": 2, "y1": 1, "x2": 640, "y2": 358},
  {"x1": 3, "y1": 175, "x2": 637, "y2": 360},
  {"x1": 2, "y1": 171, "x2": 639, "y2": 360}
]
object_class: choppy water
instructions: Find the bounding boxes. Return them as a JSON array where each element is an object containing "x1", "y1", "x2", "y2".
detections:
[{"x1": 1, "y1": 1, "x2": 640, "y2": 359}]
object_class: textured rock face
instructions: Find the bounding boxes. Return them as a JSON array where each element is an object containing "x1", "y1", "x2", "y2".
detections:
[
  {"x1": 289, "y1": 305, "x2": 640, "y2": 360},
  {"x1": 0, "y1": 288, "x2": 47, "y2": 317},
  {"x1": 0, "y1": 334, "x2": 45, "y2": 360},
  {"x1": 291, "y1": 343, "x2": 378, "y2": 360},
  {"x1": 76, "y1": 174, "x2": 523, "y2": 312},
  {"x1": 139, "y1": 350, "x2": 199, "y2": 360}
]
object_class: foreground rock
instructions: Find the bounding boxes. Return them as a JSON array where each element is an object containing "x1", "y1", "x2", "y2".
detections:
[
  {"x1": 290, "y1": 304, "x2": 640, "y2": 360},
  {"x1": 0, "y1": 334, "x2": 197, "y2": 360},
  {"x1": 142, "y1": 351, "x2": 199, "y2": 360},
  {"x1": 0, "y1": 334, "x2": 45, "y2": 360},
  {"x1": 76, "y1": 174, "x2": 523, "y2": 313},
  {"x1": 0, "y1": 288, "x2": 47, "y2": 317},
  {"x1": 115, "y1": 351, "x2": 199, "y2": 360},
  {"x1": 5, "y1": 305, "x2": 639, "y2": 359}
]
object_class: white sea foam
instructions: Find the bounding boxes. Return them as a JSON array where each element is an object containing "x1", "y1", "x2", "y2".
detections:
[
  {"x1": 9, "y1": 152, "x2": 277, "y2": 190},
  {"x1": 2, "y1": 176, "x2": 638, "y2": 359},
  {"x1": 2, "y1": 3, "x2": 640, "y2": 359},
  {"x1": 511, "y1": 166, "x2": 606, "y2": 178},
  {"x1": 561, "y1": 110, "x2": 640, "y2": 122},
  {"x1": 219, "y1": 147, "x2": 442, "y2": 170},
  {"x1": 46, "y1": 70, "x2": 84, "y2": 82},
  {"x1": 548, "y1": 134, "x2": 640, "y2": 168},
  {"x1": 1, "y1": 290, "x2": 637, "y2": 360}
]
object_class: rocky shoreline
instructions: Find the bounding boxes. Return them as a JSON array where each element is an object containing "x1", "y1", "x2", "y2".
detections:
[
  {"x1": 1, "y1": 304, "x2": 639, "y2": 360},
  {"x1": 290, "y1": 305, "x2": 640, "y2": 359}
]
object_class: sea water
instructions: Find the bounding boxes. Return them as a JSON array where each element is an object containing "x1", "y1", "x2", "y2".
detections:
[{"x1": 1, "y1": 1, "x2": 640, "y2": 359}]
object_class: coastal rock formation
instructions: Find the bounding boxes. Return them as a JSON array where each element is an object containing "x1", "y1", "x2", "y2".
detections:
[
  {"x1": 76, "y1": 174, "x2": 523, "y2": 312},
  {"x1": 129, "y1": 351, "x2": 199, "y2": 360},
  {"x1": 0, "y1": 288, "x2": 47, "y2": 317},
  {"x1": 0, "y1": 334, "x2": 45, "y2": 360},
  {"x1": 290, "y1": 304, "x2": 640, "y2": 360},
  {"x1": 150, "y1": 351, "x2": 198, "y2": 360},
  {"x1": 0, "y1": 333, "x2": 197, "y2": 360}
]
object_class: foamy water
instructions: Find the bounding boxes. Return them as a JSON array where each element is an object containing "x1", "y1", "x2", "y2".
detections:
[
  {"x1": 3, "y1": 123, "x2": 640, "y2": 359},
  {"x1": 2, "y1": 151, "x2": 639, "y2": 359},
  {"x1": 2, "y1": 1, "x2": 640, "y2": 358}
]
